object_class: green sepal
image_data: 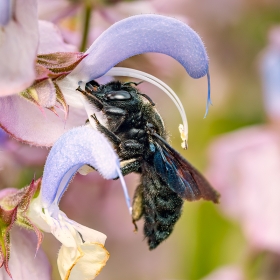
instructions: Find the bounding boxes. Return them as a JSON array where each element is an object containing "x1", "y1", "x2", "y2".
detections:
[{"x1": 0, "y1": 179, "x2": 43, "y2": 277}]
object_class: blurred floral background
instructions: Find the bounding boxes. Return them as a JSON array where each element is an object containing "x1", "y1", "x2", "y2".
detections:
[{"x1": 1, "y1": 0, "x2": 280, "y2": 279}]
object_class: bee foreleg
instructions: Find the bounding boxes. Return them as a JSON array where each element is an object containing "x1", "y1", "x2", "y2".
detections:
[
  {"x1": 123, "y1": 81, "x2": 143, "y2": 87},
  {"x1": 102, "y1": 106, "x2": 127, "y2": 131},
  {"x1": 76, "y1": 86, "x2": 103, "y2": 110},
  {"x1": 91, "y1": 114, "x2": 121, "y2": 147},
  {"x1": 103, "y1": 106, "x2": 127, "y2": 116}
]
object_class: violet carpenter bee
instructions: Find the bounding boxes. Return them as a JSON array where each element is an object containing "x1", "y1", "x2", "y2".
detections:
[{"x1": 77, "y1": 80, "x2": 220, "y2": 250}]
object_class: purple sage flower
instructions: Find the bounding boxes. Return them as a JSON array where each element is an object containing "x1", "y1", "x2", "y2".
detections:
[
  {"x1": 0, "y1": 14, "x2": 210, "y2": 150},
  {"x1": 0, "y1": 13, "x2": 212, "y2": 279}
]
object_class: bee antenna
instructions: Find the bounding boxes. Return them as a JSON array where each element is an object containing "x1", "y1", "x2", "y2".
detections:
[
  {"x1": 138, "y1": 93, "x2": 155, "y2": 106},
  {"x1": 123, "y1": 81, "x2": 143, "y2": 87}
]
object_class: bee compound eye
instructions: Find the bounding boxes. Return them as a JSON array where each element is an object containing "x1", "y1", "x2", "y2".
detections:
[{"x1": 105, "y1": 90, "x2": 131, "y2": 100}]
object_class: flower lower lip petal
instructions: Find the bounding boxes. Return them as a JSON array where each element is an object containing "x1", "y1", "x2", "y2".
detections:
[{"x1": 57, "y1": 232, "x2": 109, "y2": 280}]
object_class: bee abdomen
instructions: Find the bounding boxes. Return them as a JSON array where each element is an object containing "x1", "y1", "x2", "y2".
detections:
[{"x1": 143, "y1": 177, "x2": 183, "y2": 250}]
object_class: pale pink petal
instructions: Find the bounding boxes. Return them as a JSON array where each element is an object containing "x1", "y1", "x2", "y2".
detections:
[
  {"x1": 0, "y1": 0, "x2": 38, "y2": 96},
  {"x1": 38, "y1": 20, "x2": 77, "y2": 54},
  {"x1": 37, "y1": 0, "x2": 78, "y2": 23},
  {"x1": 0, "y1": 150, "x2": 23, "y2": 188},
  {"x1": 0, "y1": 94, "x2": 87, "y2": 147},
  {"x1": 259, "y1": 26, "x2": 280, "y2": 119},
  {"x1": 98, "y1": 1, "x2": 157, "y2": 24},
  {"x1": 207, "y1": 126, "x2": 280, "y2": 253},
  {"x1": 268, "y1": 25, "x2": 280, "y2": 48},
  {"x1": 99, "y1": 1, "x2": 188, "y2": 26},
  {"x1": 0, "y1": 0, "x2": 12, "y2": 26},
  {"x1": 4, "y1": 139, "x2": 48, "y2": 166},
  {"x1": 200, "y1": 266, "x2": 244, "y2": 280},
  {"x1": 0, "y1": 226, "x2": 51, "y2": 280},
  {"x1": 0, "y1": 188, "x2": 17, "y2": 200},
  {"x1": 35, "y1": 79, "x2": 56, "y2": 108}
]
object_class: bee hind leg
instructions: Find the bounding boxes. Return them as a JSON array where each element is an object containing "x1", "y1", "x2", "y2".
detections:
[{"x1": 132, "y1": 184, "x2": 144, "y2": 232}]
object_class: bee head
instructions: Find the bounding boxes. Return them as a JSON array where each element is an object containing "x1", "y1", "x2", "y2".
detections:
[{"x1": 85, "y1": 80, "x2": 141, "y2": 109}]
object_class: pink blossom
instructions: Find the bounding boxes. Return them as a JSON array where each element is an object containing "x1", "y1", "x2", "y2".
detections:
[
  {"x1": 207, "y1": 126, "x2": 280, "y2": 253},
  {"x1": 0, "y1": 182, "x2": 44, "y2": 277},
  {"x1": 0, "y1": 15, "x2": 87, "y2": 147},
  {"x1": 200, "y1": 265, "x2": 244, "y2": 280},
  {"x1": 0, "y1": 15, "x2": 210, "y2": 147},
  {"x1": 0, "y1": 0, "x2": 38, "y2": 96},
  {"x1": 0, "y1": 226, "x2": 51, "y2": 280},
  {"x1": 259, "y1": 25, "x2": 280, "y2": 120},
  {"x1": 38, "y1": 20, "x2": 77, "y2": 54}
]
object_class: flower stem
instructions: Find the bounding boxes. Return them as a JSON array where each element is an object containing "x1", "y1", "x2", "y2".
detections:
[{"x1": 80, "y1": 2, "x2": 92, "y2": 52}]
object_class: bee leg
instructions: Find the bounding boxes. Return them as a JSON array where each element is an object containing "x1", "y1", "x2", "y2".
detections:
[
  {"x1": 102, "y1": 106, "x2": 127, "y2": 132},
  {"x1": 76, "y1": 86, "x2": 103, "y2": 110},
  {"x1": 120, "y1": 159, "x2": 141, "y2": 176},
  {"x1": 103, "y1": 106, "x2": 127, "y2": 116},
  {"x1": 132, "y1": 184, "x2": 144, "y2": 232},
  {"x1": 91, "y1": 114, "x2": 121, "y2": 148},
  {"x1": 132, "y1": 220, "x2": 138, "y2": 232},
  {"x1": 138, "y1": 93, "x2": 155, "y2": 106},
  {"x1": 118, "y1": 140, "x2": 144, "y2": 159},
  {"x1": 113, "y1": 158, "x2": 142, "y2": 180}
]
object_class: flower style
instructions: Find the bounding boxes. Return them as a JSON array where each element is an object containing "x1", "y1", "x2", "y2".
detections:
[{"x1": 0, "y1": 14, "x2": 210, "y2": 149}]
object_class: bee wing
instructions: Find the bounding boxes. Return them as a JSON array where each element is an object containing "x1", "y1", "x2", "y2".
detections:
[{"x1": 151, "y1": 133, "x2": 219, "y2": 203}]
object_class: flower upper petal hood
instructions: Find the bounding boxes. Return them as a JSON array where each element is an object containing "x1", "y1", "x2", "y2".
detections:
[
  {"x1": 60, "y1": 14, "x2": 209, "y2": 100},
  {"x1": 41, "y1": 125, "x2": 123, "y2": 208},
  {"x1": 58, "y1": 14, "x2": 211, "y2": 125},
  {"x1": 1, "y1": 14, "x2": 210, "y2": 147},
  {"x1": 70, "y1": 14, "x2": 208, "y2": 82}
]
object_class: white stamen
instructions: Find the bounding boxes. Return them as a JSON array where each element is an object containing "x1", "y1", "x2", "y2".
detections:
[
  {"x1": 116, "y1": 165, "x2": 132, "y2": 215},
  {"x1": 105, "y1": 67, "x2": 189, "y2": 148}
]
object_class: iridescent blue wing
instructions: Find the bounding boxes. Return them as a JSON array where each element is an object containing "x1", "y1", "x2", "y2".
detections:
[{"x1": 152, "y1": 133, "x2": 219, "y2": 203}]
